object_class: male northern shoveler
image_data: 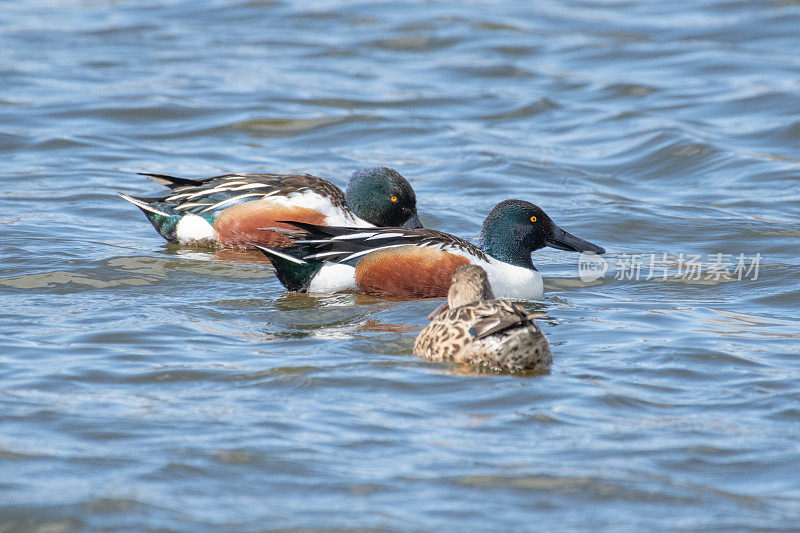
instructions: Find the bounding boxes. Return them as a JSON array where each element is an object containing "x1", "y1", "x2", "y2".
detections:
[
  {"x1": 414, "y1": 265, "x2": 551, "y2": 372},
  {"x1": 253, "y1": 199, "x2": 605, "y2": 299},
  {"x1": 118, "y1": 167, "x2": 422, "y2": 249}
]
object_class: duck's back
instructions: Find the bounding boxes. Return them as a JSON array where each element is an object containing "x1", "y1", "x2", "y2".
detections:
[{"x1": 155, "y1": 173, "x2": 347, "y2": 217}]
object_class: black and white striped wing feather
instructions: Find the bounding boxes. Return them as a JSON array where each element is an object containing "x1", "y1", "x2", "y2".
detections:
[
  {"x1": 274, "y1": 221, "x2": 489, "y2": 265},
  {"x1": 139, "y1": 173, "x2": 346, "y2": 216}
]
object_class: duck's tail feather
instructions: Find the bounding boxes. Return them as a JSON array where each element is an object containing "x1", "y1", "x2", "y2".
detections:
[
  {"x1": 138, "y1": 172, "x2": 205, "y2": 189},
  {"x1": 117, "y1": 192, "x2": 170, "y2": 217},
  {"x1": 118, "y1": 192, "x2": 183, "y2": 243},
  {"x1": 252, "y1": 244, "x2": 322, "y2": 292}
]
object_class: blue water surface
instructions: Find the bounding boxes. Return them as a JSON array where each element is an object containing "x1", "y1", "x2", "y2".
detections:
[{"x1": 1, "y1": 1, "x2": 800, "y2": 530}]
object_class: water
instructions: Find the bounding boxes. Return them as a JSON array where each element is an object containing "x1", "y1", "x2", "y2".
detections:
[{"x1": 2, "y1": 1, "x2": 800, "y2": 530}]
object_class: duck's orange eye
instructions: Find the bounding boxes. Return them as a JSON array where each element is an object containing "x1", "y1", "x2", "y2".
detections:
[
  {"x1": 530, "y1": 215, "x2": 537, "y2": 223},
  {"x1": 390, "y1": 195, "x2": 398, "y2": 203}
]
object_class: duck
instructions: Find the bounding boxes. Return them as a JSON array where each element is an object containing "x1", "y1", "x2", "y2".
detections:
[
  {"x1": 118, "y1": 167, "x2": 422, "y2": 249},
  {"x1": 253, "y1": 199, "x2": 605, "y2": 299},
  {"x1": 414, "y1": 264, "x2": 551, "y2": 372}
]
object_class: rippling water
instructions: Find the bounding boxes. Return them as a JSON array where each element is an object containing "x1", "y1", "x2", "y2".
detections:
[{"x1": 2, "y1": 1, "x2": 800, "y2": 530}]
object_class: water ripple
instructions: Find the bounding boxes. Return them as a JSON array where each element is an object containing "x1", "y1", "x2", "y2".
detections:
[{"x1": 2, "y1": 0, "x2": 800, "y2": 529}]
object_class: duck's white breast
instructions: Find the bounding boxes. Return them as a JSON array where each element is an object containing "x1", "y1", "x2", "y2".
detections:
[{"x1": 480, "y1": 259, "x2": 543, "y2": 300}]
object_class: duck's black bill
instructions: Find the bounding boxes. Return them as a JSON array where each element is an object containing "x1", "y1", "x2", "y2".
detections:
[
  {"x1": 401, "y1": 211, "x2": 424, "y2": 229},
  {"x1": 546, "y1": 226, "x2": 605, "y2": 254}
]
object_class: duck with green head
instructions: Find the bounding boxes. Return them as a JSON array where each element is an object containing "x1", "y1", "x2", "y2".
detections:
[
  {"x1": 253, "y1": 199, "x2": 605, "y2": 299},
  {"x1": 118, "y1": 167, "x2": 422, "y2": 249}
]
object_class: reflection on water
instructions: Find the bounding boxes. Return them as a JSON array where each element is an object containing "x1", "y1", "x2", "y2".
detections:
[
  {"x1": 698, "y1": 308, "x2": 800, "y2": 340},
  {"x1": 2, "y1": 0, "x2": 800, "y2": 530}
]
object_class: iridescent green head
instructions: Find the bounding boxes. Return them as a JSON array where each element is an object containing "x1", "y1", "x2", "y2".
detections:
[
  {"x1": 479, "y1": 200, "x2": 605, "y2": 268},
  {"x1": 345, "y1": 167, "x2": 422, "y2": 228}
]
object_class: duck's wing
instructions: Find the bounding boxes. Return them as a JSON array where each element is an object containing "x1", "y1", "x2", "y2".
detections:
[
  {"x1": 136, "y1": 173, "x2": 346, "y2": 216},
  {"x1": 467, "y1": 301, "x2": 544, "y2": 340},
  {"x1": 271, "y1": 221, "x2": 488, "y2": 266}
]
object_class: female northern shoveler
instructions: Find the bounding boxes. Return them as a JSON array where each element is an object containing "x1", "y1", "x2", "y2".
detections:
[
  {"x1": 254, "y1": 199, "x2": 605, "y2": 299},
  {"x1": 118, "y1": 167, "x2": 422, "y2": 249},
  {"x1": 414, "y1": 265, "x2": 551, "y2": 372}
]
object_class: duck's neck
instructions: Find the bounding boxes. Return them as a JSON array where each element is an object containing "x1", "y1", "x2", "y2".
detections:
[{"x1": 479, "y1": 224, "x2": 536, "y2": 270}]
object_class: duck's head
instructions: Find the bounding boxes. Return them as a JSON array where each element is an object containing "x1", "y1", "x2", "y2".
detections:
[
  {"x1": 448, "y1": 265, "x2": 495, "y2": 308},
  {"x1": 345, "y1": 167, "x2": 422, "y2": 229},
  {"x1": 479, "y1": 200, "x2": 605, "y2": 268}
]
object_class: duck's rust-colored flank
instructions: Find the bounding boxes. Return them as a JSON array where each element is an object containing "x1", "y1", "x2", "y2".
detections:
[
  {"x1": 213, "y1": 201, "x2": 327, "y2": 249},
  {"x1": 354, "y1": 246, "x2": 471, "y2": 298}
]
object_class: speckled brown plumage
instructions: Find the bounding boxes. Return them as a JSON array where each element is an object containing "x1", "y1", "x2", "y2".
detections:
[{"x1": 414, "y1": 265, "x2": 551, "y2": 372}]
